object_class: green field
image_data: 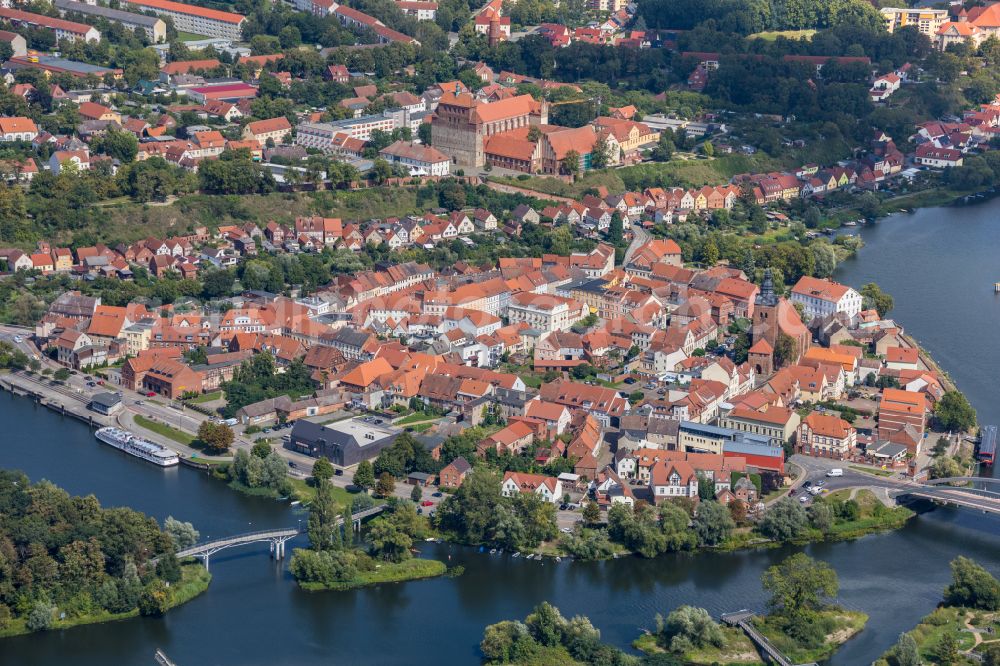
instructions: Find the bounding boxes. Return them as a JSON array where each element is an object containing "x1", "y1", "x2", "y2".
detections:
[
  {"x1": 176, "y1": 31, "x2": 209, "y2": 42},
  {"x1": 134, "y1": 415, "x2": 194, "y2": 446},
  {"x1": 749, "y1": 29, "x2": 816, "y2": 41},
  {"x1": 187, "y1": 390, "x2": 223, "y2": 405}
]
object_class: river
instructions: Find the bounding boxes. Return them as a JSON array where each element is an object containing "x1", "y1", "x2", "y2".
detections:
[{"x1": 2, "y1": 198, "x2": 1000, "y2": 665}]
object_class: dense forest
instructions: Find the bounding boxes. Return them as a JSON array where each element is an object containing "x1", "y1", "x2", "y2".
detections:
[{"x1": 0, "y1": 470, "x2": 204, "y2": 635}]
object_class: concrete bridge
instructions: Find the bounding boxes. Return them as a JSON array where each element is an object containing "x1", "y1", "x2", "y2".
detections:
[
  {"x1": 892, "y1": 476, "x2": 1000, "y2": 515},
  {"x1": 174, "y1": 504, "x2": 388, "y2": 571}
]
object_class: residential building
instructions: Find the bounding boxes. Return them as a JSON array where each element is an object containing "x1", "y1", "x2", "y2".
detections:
[
  {"x1": 0, "y1": 116, "x2": 38, "y2": 142},
  {"x1": 880, "y1": 7, "x2": 949, "y2": 36},
  {"x1": 243, "y1": 117, "x2": 292, "y2": 144},
  {"x1": 790, "y1": 276, "x2": 863, "y2": 321},
  {"x1": 719, "y1": 405, "x2": 801, "y2": 448},
  {"x1": 500, "y1": 471, "x2": 562, "y2": 503},
  {"x1": 54, "y1": 0, "x2": 166, "y2": 42},
  {"x1": 126, "y1": 0, "x2": 245, "y2": 40},
  {"x1": 378, "y1": 140, "x2": 450, "y2": 176},
  {"x1": 287, "y1": 417, "x2": 400, "y2": 466},
  {"x1": 439, "y1": 456, "x2": 471, "y2": 488},
  {"x1": 797, "y1": 411, "x2": 856, "y2": 459},
  {"x1": 507, "y1": 292, "x2": 586, "y2": 333},
  {"x1": 0, "y1": 7, "x2": 100, "y2": 42}
]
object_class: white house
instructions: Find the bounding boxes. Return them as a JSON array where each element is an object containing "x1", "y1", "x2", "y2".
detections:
[
  {"x1": 501, "y1": 471, "x2": 563, "y2": 503},
  {"x1": 790, "y1": 276, "x2": 862, "y2": 321},
  {"x1": 0, "y1": 116, "x2": 38, "y2": 142},
  {"x1": 378, "y1": 140, "x2": 450, "y2": 176},
  {"x1": 914, "y1": 144, "x2": 963, "y2": 168}
]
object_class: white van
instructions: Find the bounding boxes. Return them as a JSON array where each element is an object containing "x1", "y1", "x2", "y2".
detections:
[{"x1": 826, "y1": 468, "x2": 843, "y2": 477}]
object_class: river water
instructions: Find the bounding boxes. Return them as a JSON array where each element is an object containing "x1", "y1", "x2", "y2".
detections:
[{"x1": 2, "y1": 199, "x2": 1000, "y2": 665}]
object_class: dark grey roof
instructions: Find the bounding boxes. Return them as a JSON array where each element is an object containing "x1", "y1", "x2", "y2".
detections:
[
  {"x1": 407, "y1": 472, "x2": 432, "y2": 481},
  {"x1": 448, "y1": 456, "x2": 472, "y2": 474},
  {"x1": 56, "y1": 0, "x2": 163, "y2": 26},
  {"x1": 328, "y1": 326, "x2": 371, "y2": 348},
  {"x1": 89, "y1": 392, "x2": 121, "y2": 408}
]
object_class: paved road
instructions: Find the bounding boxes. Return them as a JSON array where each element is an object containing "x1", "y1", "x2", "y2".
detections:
[{"x1": 623, "y1": 224, "x2": 649, "y2": 265}]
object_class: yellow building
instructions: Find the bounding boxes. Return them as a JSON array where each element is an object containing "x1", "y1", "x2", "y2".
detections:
[{"x1": 880, "y1": 7, "x2": 949, "y2": 36}]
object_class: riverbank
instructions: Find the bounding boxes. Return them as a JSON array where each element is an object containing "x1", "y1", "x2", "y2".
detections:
[
  {"x1": 0, "y1": 563, "x2": 211, "y2": 640},
  {"x1": 873, "y1": 605, "x2": 1000, "y2": 665}
]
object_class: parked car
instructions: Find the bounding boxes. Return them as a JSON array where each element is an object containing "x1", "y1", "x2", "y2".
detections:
[
  {"x1": 826, "y1": 468, "x2": 843, "y2": 477},
  {"x1": 145, "y1": 391, "x2": 156, "y2": 397},
  {"x1": 420, "y1": 500, "x2": 433, "y2": 507},
  {"x1": 623, "y1": 377, "x2": 636, "y2": 384},
  {"x1": 799, "y1": 495, "x2": 810, "y2": 503},
  {"x1": 432, "y1": 492, "x2": 443, "y2": 497}
]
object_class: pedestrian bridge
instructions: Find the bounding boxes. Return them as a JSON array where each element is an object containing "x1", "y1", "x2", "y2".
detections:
[
  {"x1": 892, "y1": 476, "x2": 1000, "y2": 515},
  {"x1": 721, "y1": 611, "x2": 817, "y2": 666},
  {"x1": 173, "y1": 503, "x2": 388, "y2": 570}
]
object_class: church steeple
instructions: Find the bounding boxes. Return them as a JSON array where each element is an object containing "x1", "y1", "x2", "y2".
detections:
[{"x1": 757, "y1": 268, "x2": 778, "y2": 307}]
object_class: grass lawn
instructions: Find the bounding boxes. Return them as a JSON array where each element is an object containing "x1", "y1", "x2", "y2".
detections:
[
  {"x1": 749, "y1": 29, "x2": 816, "y2": 40},
  {"x1": 134, "y1": 415, "x2": 194, "y2": 446},
  {"x1": 755, "y1": 609, "x2": 868, "y2": 664},
  {"x1": 176, "y1": 31, "x2": 209, "y2": 41},
  {"x1": 395, "y1": 412, "x2": 441, "y2": 425},
  {"x1": 288, "y1": 477, "x2": 383, "y2": 509},
  {"x1": 187, "y1": 391, "x2": 223, "y2": 405},
  {"x1": 849, "y1": 465, "x2": 894, "y2": 477},
  {"x1": 298, "y1": 558, "x2": 447, "y2": 591}
]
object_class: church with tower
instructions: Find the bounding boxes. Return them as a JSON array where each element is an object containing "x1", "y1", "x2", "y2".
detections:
[{"x1": 748, "y1": 269, "x2": 810, "y2": 377}]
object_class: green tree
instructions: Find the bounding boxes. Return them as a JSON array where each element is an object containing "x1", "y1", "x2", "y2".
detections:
[
  {"x1": 92, "y1": 128, "x2": 139, "y2": 163},
  {"x1": 861, "y1": 282, "x2": 894, "y2": 318},
  {"x1": 26, "y1": 600, "x2": 56, "y2": 631},
  {"x1": 590, "y1": 135, "x2": 610, "y2": 169},
  {"x1": 197, "y1": 421, "x2": 234, "y2": 454},
  {"x1": 934, "y1": 390, "x2": 977, "y2": 432},
  {"x1": 608, "y1": 211, "x2": 624, "y2": 246},
  {"x1": 368, "y1": 515, "x2": 413, "y2": 562},
  {"x1": 656, "y1": 605, "x2": 724, "y2": 653},
  {"x1": 560, "y1": 150, "x2": 580, "y2": 178},
  {"x1": 807, "y1": 502, "x2": 834, "y2": 533},
  {"x1": 312, "y1": 457, "x2": 335, "y2": 484},
  {"x1": 138, "y1": 579, "x2": 170, "y2": 616},
  {"x1": 773, "y1": 332, "x2": 796, "y2": 368},
  {"x1": 53, "y1": 367, "x2": 70, "y2": 381},
  {"x1": 582, "y1": 500, "x2": 601, "y2": 526},
  {"x1": 375, "y1": 472, "x2": 396, "y2": 498},
  {"x1": 410, "y1": 484, "x2": 422, "y2": 502},
  {"x1": 886, "y1": 632, "x2": 920, "y2": 666},
  {"x1": 353, "y1": 460, "x2": 375, "y2": 492},
  {"x1": 307, "y1": 481, "x2": 340, "y2": 551},
  {"x1": 944, "y1": 556, "x2": 1000, "y2": 610},
  {"x1": 758, "y1": 497, "x2": 810, "y2": 541},
  {"x1": 163, "y1": 516, "x2": 199, "y2": 550},
  {"x1": 691, "y1": 501, "x2": 734, "y2": 546},
  {"x1": 933, "y1": 631, "x2": 958, "y2": 664},
  {"x1": 763, "y1": 553, "x2": 838, "y2": 621}
]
